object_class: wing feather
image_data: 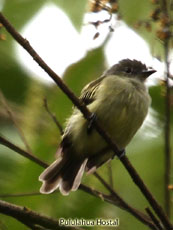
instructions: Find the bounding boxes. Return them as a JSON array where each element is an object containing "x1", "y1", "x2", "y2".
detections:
[{"x1": 80, "y1": 76, "x2": 105, "y2": 105}]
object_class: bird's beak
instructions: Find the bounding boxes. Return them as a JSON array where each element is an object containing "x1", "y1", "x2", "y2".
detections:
[{"x1": 142, "y1": 69, "x2": 156, "y2": 78}]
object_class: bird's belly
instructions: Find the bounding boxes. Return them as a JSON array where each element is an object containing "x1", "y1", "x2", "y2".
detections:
[
  {"x1": 95, "y1": 92, "x2": 149, "y2": 149},
  {"x1": 66, "y1": 113, "x2": 107, "y2": 155}
]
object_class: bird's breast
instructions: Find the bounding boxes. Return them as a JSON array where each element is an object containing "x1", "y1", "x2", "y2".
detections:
[
  {"x1": 64, "y1": 75, "x2": 150, "y2": 155},
  {"x1": 88, "y1": 76, "x2": 151, "y2": 149}
]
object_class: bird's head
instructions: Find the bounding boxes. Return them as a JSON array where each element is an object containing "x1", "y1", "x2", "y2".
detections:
[{"x1": 105, "y1": 59, "x2": 156, "y2": 81}]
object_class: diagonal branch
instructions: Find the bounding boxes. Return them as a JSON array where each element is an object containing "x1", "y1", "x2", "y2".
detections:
[
  {"x1": 80, "y1": 184, "x2": 158, "y2": 230},
  {"x1": 0, "y1": 95, "x2": 159, "y2": 229},
  {"x1": 107, "y1": 161, "x2": 114, "y2": 188},
  {"x1": 0, "y1": 135, "x2": 48, "y2": 168},
  {"x1": 0, "y1": 12, "x2": 172, "y2": 229},
  {"x1": 0, "y1": 135, "x2": 157, "y2": 229},
  {"x1": 0, "y1": 90, "x2": 33, "y2": 154},
  {"x1": 43, "y1": 98, "x2": 64, "y2": 135},
  {"x1": 145, "y1": 207, "x2": 164, "y2": 230},
  {"x1": 0, "y1": 200, "x2": 83, "y2": 230}
]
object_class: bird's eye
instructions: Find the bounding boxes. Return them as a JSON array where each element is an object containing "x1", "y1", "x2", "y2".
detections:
[{"x1": 124, "y1": 67, "x2": 132, "y2": 73}]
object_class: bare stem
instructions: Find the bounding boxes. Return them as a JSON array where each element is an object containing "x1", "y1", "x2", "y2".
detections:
[
  {"x1": 43, "y1": 98, "x2": 64, "y2": 135},
  {"x1": 160, "y1": 0, "x2": 172, "y2": 217},
  {"x1": 0, "y1": 192, "x2": 42, "y2": 198},
  {"x1": 94, "y1": 172, "x2": 115, "y2": 195},
  {"x1": 80, "y1": 184, "x2": 157, "y2": 230},
  {"x1": 0, "y1": 200, "x2": 81, "y2": 230},
  {"x1": 0, "y1": 135, "x2": 48, "y2": 168},
  {"x1": 0, "y1": 90, "x2": 32, "y2": 154},
  {"x1": 0, "y1": 135, "x2": 156, "y2": 229},
  {"x1": 93, "y1": 172, "x2": 160, "y2": 229},
  {"x1": 0, "y1": 12, "x2": 172, "y2": 229},
  {"x1": 164, "y1": 39, "x2": 171, "y2": 218},
  {"x1": 107, "y1": 161, "x2": 114, "y2": 188},
  {"x1": 145, "y1": 207, "x2": 164, "y2": 230}
]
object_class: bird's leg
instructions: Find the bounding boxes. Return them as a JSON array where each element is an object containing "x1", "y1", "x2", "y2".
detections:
[
  {"x1": 112, "y1": 149, "x2": 126, "y2": 159},
  {"x1": 118, "y1": 149, "x2": 126, "y2": 159},
  {"x1": 87, "y1": 113, "x2": 97, "y2": 134}
]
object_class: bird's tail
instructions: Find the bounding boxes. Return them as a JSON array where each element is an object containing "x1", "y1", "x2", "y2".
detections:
[{"x1": 39, "y1": 149, "x2": 88, "y2": 196}]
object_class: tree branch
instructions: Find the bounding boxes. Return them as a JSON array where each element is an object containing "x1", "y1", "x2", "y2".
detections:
[
  {"x1": 0, "y1": 135, "x2": 48, "y2": 168},
  {"x1": 161, "y1": 0, "x2": 172, "y2": 217},
  {"x1": 0, "y1": 12, "x2": 172, "y2": 229},
  {"x1": 0, "y1": 192, "x2": 42, "y2": 198},
  {"x1": 107, "y1": 161, "x2": 114, "y2": 188},
  {"x1": 0, "y1": 200, "x2": 83, "y2": 230},
  {"x1": 145, "y1": 207, "x2": 164, "y2": 230},
  {"x1": 164, "y1": 39, "x2": 171, "y2": 218},
  {"x1": 0, "y1": 95, "x2": 159, "y2": 229},
  {"x1": 79, "y1": 184, "x2": 157, "y2": 230},
  {"x1": 0, "y1": 135, "x2": 157, "y2": 229},
  {"x1": 43, "y1": 98, "x2": 63, "y2": 135},
  {"x1": 43, "y1": 94, "x2": 155, "y2": 228},
  {"x1": 0, "y1": 90, "x2": 33, "y2": 154}
]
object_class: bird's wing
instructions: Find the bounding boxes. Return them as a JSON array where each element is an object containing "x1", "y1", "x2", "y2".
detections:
[{"x1": 80, "y1": 76, "x2": 105, "y2": 105}]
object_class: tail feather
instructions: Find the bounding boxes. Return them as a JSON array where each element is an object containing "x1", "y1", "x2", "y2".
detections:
[
  {"x1": 39, "y1": 150, "x2": 87, "y2": 195},
  {"x1": 86, "y1": 147, "x2": 111, "y2": 174},
  {"x1": 58, "y1": 158, "x2": 87, "y2": 195},
  {"x1": 58, "y1": 157, "x2": 87, "y2": 195},
  {"x1": 39, "y1": 156, "x2": 64, "y2": 181},
  {"x1": 72, "y1": 159, "x2": 88, "y2": 191},
  {"x1": 40, "y1": 177, "x2": 62, "y2": 194}
]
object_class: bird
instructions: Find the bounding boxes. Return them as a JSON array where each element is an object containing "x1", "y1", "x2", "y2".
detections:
[{"x1": 39, "y1": 59, "x2": 156, "y2": 196}]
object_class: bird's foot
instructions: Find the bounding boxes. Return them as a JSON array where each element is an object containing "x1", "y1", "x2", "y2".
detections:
[
  {"x1": 87, "y1": 113, "x2": 97, "y2": 134},
  {"x1": 112, "y1": 149, "x2": 126, "y2": 159},
  {"x1": 118, "y1": 149, "x2": 126, "y2": 159}
]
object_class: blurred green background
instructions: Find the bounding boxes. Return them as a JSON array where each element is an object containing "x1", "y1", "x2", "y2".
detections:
[{"x1": 0, "y1": 0, "x2": 173, "y2": 229}]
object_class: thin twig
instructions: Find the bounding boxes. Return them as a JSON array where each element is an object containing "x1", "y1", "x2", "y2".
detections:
[
  {"x1": 120, "y1": 154, "x2": 172, "y2": 229},
  {"x1": 0, "y1": 192, "x2": 42, "y2": 198},
  {"x1": 0, "y1": 135, "x2": 48, "y2": 168},
  {"x1": 160, "y1": 0, "x2": 172, "y2": 217},
  {"x1": 164, "y1": 43, "x2": 171, "y2": 217},
  {"x1": 0, "y1": 135, "x2": 157, "y2": 229},
  {"x1": 43, "y1": 100, "x2": 128, "y2": 218},
  {"x1": 43, "y1": 98, "x2": 63, "y2": 135},
  {"x1": 0, "y1": 12, "x2": 172, "y2": 229},
  {"x1": 93, "y1": 171, "x2": 158, "y2": 228},
  {"x1": 43, "y1": 98, "x2": 147, "y2": 227},
  {"x1": 93, "y1": 171, "x2": 158, "y2": 229},
  {"x1": 145, "y1": 207, "x2": 164, "y2": 230},
  {"x1": 0, "y1": 200, "x2": 81, "y2": 230},
  {"x1": 80, "y1": 184, "x2": 157, "y2": 230},
  {"x1": 44, "y1": 99, "x2": 119, "y2": 205},
  {"x1": 0, "y1": 90, "x2": 33, "y2": 154},
  {"x1": 25, "y1": 224, "x2": 52, "y2": 230},
  {"x1": 26, "y1": 223, "x2": 84, "y2": 230},
  {"x1": 94, "y1": 172, "x2": 115, "y2": 195},
  {"x1": 43, "y1": 100, "x2": 119, "y2": 205},
  {"x1": 107, "y1": 161, "x2": 114, "y2": 188},
  {"x1": 43, "y1": 97, "x2": 132, "y2": 220}
]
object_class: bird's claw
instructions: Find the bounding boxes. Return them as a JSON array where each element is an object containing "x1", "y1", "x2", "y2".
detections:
[
  {"x1": 118, "y1": 149, "x2": 126, "y2": 159},
  {"x1": 112, "y1": 149, "x2": 126, "y2": 159},
  {"x1": 87, "y1": 113, "x2": 97, "y2": 134}
]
